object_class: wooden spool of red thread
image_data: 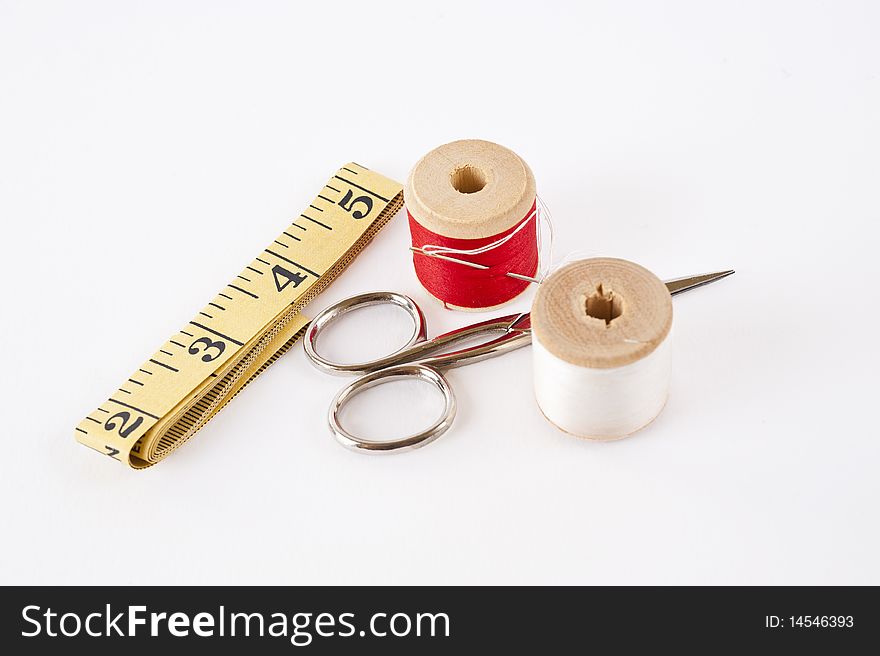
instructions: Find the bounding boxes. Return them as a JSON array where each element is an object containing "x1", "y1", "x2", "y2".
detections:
[{"x1": 405, "y1": 139, "x2": 538, "y2": 311}]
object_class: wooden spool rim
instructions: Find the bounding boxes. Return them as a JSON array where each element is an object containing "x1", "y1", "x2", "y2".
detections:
[
  {"x1": 530, "y1": 258, "x2": 673, "y2": 369},
  {"x1": 405, "y1": 139, "x2": 536, "y2": 240}
]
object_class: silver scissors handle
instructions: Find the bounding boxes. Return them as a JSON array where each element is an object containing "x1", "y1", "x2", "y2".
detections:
[
  {"x1": 327, "y1": 363, "x2": 456, "y2": 453},
  {"x1": 304, "y1": 291, "x2": 531, "y2": 375},
  {"x1": 304, "y1": 291, "x2": 532, "y2": 453}
]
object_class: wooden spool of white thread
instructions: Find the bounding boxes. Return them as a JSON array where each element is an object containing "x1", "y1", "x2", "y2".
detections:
[{"x1": 531, "y1": 258, "x2": 674, "y2": 439}]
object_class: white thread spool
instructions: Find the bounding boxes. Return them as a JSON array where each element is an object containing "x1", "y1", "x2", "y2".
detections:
[{"x1": 531, "y1": 258, "x2": 673, "y2": 439}]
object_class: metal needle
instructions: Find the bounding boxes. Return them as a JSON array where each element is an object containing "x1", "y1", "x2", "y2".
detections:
[
  {"x1": 411, "y1": 247, "x2": 735, "y2": 293},
  {"x1": 663, "y1": 270, "x2": 735, "y2": 295}
]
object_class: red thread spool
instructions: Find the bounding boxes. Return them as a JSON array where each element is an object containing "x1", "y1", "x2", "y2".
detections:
[{"x1": 405, "y1": 140, "x2": 538, "y2": 311}]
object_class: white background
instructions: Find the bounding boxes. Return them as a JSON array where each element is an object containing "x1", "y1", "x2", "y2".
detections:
[{"x1": 1, "y1": 0, "x2": 878, "y2": 585}]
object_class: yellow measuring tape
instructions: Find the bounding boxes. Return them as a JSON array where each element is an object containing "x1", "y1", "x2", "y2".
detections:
[{"x1": 75, "y1": 164, "x2": 403, "y2": 469}]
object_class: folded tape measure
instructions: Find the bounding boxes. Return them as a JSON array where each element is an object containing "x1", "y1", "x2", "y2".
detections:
[{"x1": 75, "y1": 164, "x2": 403, "y2": 469}]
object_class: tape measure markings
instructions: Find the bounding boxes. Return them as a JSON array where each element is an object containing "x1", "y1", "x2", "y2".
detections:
[
  {"x1": 106, "y1": 397, "x2": 161, "y2": 419},
  {"x1": 334, "y1": 175, "x2": 392, "y2": 202},
  {"x1": 300, "y1": 214, "x2": 331, "y2": 230},
  {"x1": 148, "y1": 358, "x2": 178, "y2": 372},
  {"x1": 263, "y1": 250, "x2": 320, "y2": 279},
  {"x1": 75, "y1": 163, "x2": 404, "y2": 468},
  {"x1": 187, "y1": 321, "x2": 244, "y2": 346}
]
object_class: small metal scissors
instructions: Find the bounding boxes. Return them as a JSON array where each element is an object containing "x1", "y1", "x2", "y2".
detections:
[{"x1": 304, "y1": 270, "x2": 733, "y2": 454}]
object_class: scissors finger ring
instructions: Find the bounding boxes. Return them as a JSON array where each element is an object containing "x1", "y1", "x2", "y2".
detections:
[
  {"x1": 304, "y1": 291, "x2": 532, "y2": 453},
  {"x1": 327, "y1": 363, "x2": 456, "y2": 453}
]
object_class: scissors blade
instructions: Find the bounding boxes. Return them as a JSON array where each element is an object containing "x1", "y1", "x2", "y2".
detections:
[
  {"x1": 664, "y1": 270, "x2": 734, "y2": 296},
  {"x1": 501, "y1": 270, "x2": 732, "y2": 331}
]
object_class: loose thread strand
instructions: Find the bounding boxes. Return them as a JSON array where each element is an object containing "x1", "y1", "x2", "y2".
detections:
[{"x1": 411, "y1": 195, "x2": 556, "y2": 284}]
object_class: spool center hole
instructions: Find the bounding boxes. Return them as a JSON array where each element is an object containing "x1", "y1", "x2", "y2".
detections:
[
  {"x1": 450, "y1": 165, "x2": 487, "y2": 194},
  {"x1": 585, "y1": 283, "x2": 624, "y2": 326}
]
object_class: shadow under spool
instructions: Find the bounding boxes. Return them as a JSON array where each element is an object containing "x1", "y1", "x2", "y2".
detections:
[{"x1": 405, "y1": 139, "x2": 538, "y2": 311}]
